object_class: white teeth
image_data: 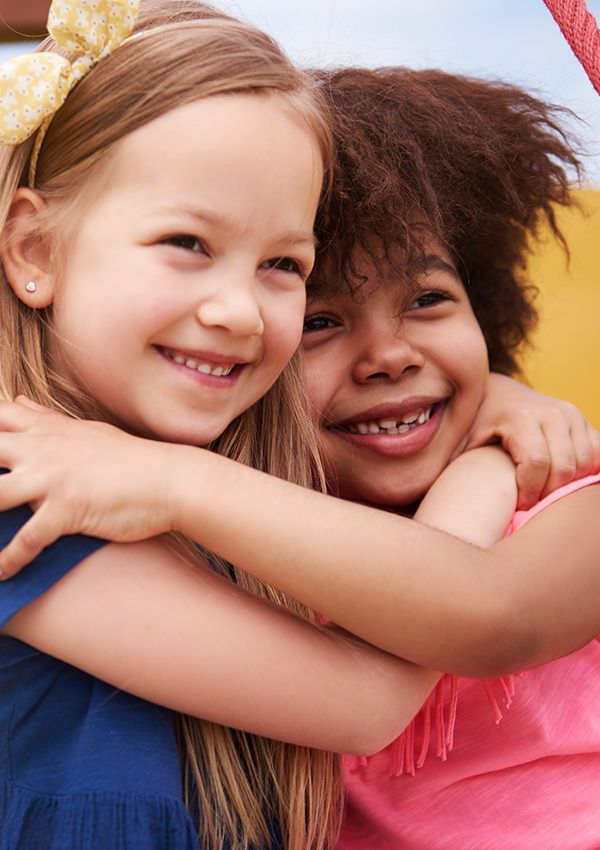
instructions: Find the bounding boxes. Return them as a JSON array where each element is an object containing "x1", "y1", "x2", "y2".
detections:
[
  {"x1": 343, "y1": 405, "x2": 434, "y2": 436},
  {"x1": 166, "y1": 349, "x2": 235, "y2": 377}
]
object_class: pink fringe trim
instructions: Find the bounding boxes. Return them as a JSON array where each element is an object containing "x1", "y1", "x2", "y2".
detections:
[{"x1": 347, "y1": 673, "x2": 519, "y2": 777}]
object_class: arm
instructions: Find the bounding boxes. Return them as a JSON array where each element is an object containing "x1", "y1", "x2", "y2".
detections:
[
  {"x1": 0, "y1": 448, "x2": 515, "y2": 756},
  {"x1": 0, "y1": 402, "x2": 598, "y2": 678},
  {"x1": 415, "y1": 445, "x2": 517, "y2": 547},
  {"x1": 467, "y1": 373, "x2": 600, "y2": 508},
  {"x1": 167, "y1": 452, "x2": 598, "y2": 677},
  {"x1": 2, "y1": 534, "x2": 438, "y2": 756}
]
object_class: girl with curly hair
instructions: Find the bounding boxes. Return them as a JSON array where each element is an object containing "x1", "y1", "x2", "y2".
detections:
[{"x1": 1, "y1": 64, "x2": 599, "y2": 848}]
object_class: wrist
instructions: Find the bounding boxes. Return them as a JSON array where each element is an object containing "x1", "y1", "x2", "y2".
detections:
[
  {"x1": 158, "y1": 441, "x2": 197, "y2": 535},
  {"x1": 162, "y1": 443, "x2": 226, "y2": 539}
]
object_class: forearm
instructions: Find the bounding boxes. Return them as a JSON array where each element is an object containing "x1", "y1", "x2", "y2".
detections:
[
  {"x1": 167, "y1": 444, "x2": 521, "y2": 676},
  {"x1": 179, "y1": 457, "x2": 600, "y2": 676},
  {"x1": 4, "y1": 537, "x2": 438, "y2": 756},
  {"x1": 2, "y1": 404, "x2": 596, "y2": 679},
  {"x1": 177, "y1": 452, "x2": 600, "y2": 676}
]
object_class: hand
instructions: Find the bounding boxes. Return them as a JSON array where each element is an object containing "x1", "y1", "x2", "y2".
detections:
[
  {"x1": 0, "y1": 398, "x2": 180, "y2": 578},
  {"x1": 466, "y1": 374, "x2": 600, "y2": 510}
]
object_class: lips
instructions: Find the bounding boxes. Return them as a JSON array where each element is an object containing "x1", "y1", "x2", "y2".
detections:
[{"x1": 326, "y1": 399, "x2": 446, "y2": 459}]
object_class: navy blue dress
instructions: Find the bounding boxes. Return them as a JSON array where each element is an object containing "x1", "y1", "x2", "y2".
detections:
[{"x1": 0, "y1": 504, "x2": 200, "y2": 850}]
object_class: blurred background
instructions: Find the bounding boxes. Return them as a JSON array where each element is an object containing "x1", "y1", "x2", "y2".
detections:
[{"x1": 1, "y1": 0, "x2": 599, "y2": 423}]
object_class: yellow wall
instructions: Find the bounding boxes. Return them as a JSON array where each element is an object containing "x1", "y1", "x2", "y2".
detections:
[{"x1": 521, "y1": 189, "x2": 600, "y2": 427}]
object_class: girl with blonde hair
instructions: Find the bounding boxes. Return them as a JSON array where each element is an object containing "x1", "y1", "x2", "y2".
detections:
[
  {"x1": 2, "y1": 46, "x2": 600, "y2": 850},
  {"x1": 0, "y1": 2, "x2": 451, "y2": 848},
  {"x1": 0, "y1": 3, "x2": 597, "y2": 850}
]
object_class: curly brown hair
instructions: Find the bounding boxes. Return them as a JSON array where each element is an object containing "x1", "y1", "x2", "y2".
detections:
[{"x1": 312, "y1": 67, "x2": 581, "y2": 375}]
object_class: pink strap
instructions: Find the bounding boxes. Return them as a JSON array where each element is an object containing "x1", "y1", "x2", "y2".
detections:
[
  {"x1": 508, "y1": 473, "x2": 600, "y2": 534},
  {"x1": 543, "y1": 0, "x2": 600, "y2": 93}
]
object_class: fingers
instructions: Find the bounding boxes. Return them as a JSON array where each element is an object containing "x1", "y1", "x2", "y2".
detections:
[
  {"x1": 559, "y1": 411, "x2": 593, "y2": 482},
  {"x1": 514, "y1": 452, "x2": 551, "y2": 512},
  {"x1": 0, "y1": 503, "x2": 65, "y2": 579},
  {"x1": 537, "y1": 404, "x2": 600, "y2": 499},
  {"x1": 14, "y1": 395, "x2": 49, "y2": 412},
  {"x1": 480, "y1": 399, "x2": 600, "y2": 510},
  {"x1": 0, "y1": 468, "x2": 41, "y2": 512},
  {"x1": 0, "y1": 433, "x2": 32, "y2": 473},
  {"x1": 496, "y1": 412, "x2": 550, "y2": 510},
  {"x1": 587, "y1": 422, "x2": 600, "y2": 473},
  {"x1": 0, "y1": 399, "x2": 42, "y2": 432},
  {"x1": 514, "y1": 410, "x2": 600, "y2": 508},
  {"x1": 533, "y1": 415, "x2": 577, "y2": 501},
  {"x1": 0, "y1": 467, "x2": 66, "y2": 579}
]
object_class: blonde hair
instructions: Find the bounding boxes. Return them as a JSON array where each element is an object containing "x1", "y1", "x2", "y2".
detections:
[{"x1": 0, "y1": 2, "x2": 342, "y2": 848}]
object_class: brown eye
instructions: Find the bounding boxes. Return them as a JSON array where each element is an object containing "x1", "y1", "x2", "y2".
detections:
[
  {"x1": 163, "y1": 235, "x2": 206, "y2": 253},
  {"x1": 408, "y1": 290, "x2": 451, "y2": 309},
  {"x1": 303, "y1": 315, "x2": 336, "y2": 333},
  {"x1": 263, "y1": 257, "x2": 304, "y2": 277}
]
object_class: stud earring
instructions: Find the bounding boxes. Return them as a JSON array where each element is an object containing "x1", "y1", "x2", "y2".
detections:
[{"x1": 25, "y1": 281, "x2": 37, "y2": 293}]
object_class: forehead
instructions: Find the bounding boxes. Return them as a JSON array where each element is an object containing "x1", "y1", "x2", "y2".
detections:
[{"x1": 89, "y1": 94, "x2": 323, "y2": 232}]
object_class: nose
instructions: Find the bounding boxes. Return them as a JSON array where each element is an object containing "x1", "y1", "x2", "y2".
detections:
[
  {"x1": 352, "y1": 322, "x2": 425, "y2": 383},
  {"x1": 195, "y1": 280, "x2": 264, "y2": 337}
]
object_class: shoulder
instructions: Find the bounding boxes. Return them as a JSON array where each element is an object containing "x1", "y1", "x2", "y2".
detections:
[{"x1": 0, "y1": 504, "x2": 107, "y2": 629}]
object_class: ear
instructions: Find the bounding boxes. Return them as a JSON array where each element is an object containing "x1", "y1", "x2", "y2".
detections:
[{"x1": 1, "y1": 188, "x2": 56, "y2": 309}]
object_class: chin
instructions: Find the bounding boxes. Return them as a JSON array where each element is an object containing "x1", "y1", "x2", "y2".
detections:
[
  {"x1": 143, "y1": 419, "x2": 225, "y2": 448},
  {"x1": 336, "y1": 478, "x2": 429, "y2": 510}
]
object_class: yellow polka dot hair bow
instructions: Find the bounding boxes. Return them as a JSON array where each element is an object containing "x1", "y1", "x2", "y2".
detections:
[{"x1": 0, "y1": 0, "x2": 140, "y2": 184}]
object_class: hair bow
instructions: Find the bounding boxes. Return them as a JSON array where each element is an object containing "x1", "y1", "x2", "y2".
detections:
[{"x1": 0, "y1": 0, "x2": 140, "y2": 183}]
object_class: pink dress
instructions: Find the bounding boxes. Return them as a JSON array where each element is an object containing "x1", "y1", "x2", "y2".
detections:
[{"x1": 339, "y1": 474, "x2": 600, "y2": 850}]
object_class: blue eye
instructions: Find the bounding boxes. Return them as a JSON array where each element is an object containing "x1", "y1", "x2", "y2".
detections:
[
  {"x1": 408, "y1": 290, "x2": 451, "y2": 309},
  {"x1": 303, "y1": 315, "x2": 336, "y2": 333}
]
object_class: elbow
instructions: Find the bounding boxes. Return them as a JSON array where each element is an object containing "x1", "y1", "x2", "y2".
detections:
[
  {"x1": 344, "y1": 728, "x2": 400, "y2": 759},
  {"x1": 446, "y1": 590, "x2": 541, "y2": 679},
  {"x1": 340, "y1": 671, "x2": 437, "y2": 757},
  {"x1": 345, "y1": 720, "x2": 402, "y2": 758}
]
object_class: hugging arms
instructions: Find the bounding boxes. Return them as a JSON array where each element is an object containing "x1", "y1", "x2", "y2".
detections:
[{"x1": 0, "y1": 386, "x2": 598, "y2": 682}]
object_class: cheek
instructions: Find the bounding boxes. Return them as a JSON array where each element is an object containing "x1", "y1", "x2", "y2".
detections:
[
  {"x1": 447, "y1": 322, "x2": 489, "y2": 392},
  {"x1": 301, "y1": 343, "x2": 344, "y2": 416},
  {"x1": 464, "y1": 329, "x2": 489, "y2": 390},
  {"x1": 264, "y1": 292, "x2": 306, "y2": 365}
]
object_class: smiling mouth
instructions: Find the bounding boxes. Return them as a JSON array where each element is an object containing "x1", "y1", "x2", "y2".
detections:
[
  {"x1": 331, "y1": 404, "x2": 437, "y2": 436},
  {"x1": 159, "y1": 346, "x2": 239, "y2": 377}
]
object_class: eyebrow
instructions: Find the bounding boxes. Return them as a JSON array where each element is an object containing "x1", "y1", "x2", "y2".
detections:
[
  {"x1": 417, "y1": 253, "x2": 462, "y2": 281},
  {"x1": 305, "y1": 278, "x2": 337, "y2": 298},
  {"x1": 152, "y1": 203, "x2": 317, "y2": 250}
]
